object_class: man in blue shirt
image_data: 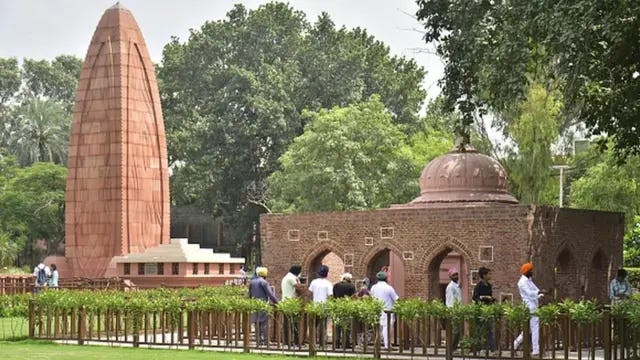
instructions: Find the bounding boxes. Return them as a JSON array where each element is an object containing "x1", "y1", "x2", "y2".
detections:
[
  {"x1": 249, "y1": 267, "x2": 278, "y2": 345},
  {"x1": 610, "y1": 269, "x2": 632, "y2": 304}
]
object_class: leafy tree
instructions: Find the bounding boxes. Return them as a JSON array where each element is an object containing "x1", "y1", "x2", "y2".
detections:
[
  {"x1": 4, "y1": 99, "x2": 70, "y2": 166},
  {"x1": 268, "y1": 96, "x2": 416, "y2": 212},
  {"x1": 0, "y1": 55, "x2": 81, "y2": 164},
  {"x1": 20, "y1": 55, "x2": 82, "y2": 110},
  {"x1": 0, "y1": 152, "x2": 20, "y2": 266},
  {"x1": 0, "y1": 162, "x2": 67, "y2": 264},
  {"x1": 569, "y1": 151, "x2": 639, "y2": 230},
  {"x1": 505, "y1": 84, "x2": 562, "y2": 205},
  {"x1": 0, "y1": 58, "x2": 20, "y2": 107},
  {"x1": 0, "y1": 232, "x2": 20, "y2": 267},
  {"x1": 158, "y1": 3, "x2": 426, "y2": 247},
  {"x1": 416, "y1": 0, "x2": 640, "y2": 157},
  {"x1": 625, "y1": 217, "x2": 640, "y2": 267}
]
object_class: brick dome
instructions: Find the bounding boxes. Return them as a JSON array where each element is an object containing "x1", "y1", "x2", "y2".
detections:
[{"x1": 410, "y1": 145, "x2": 518, "y2": 204}]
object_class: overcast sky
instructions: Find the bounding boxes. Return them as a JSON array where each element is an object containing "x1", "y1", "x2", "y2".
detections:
[{"x1": 0, "y1": 0, "x2": 444, "y2": 99}]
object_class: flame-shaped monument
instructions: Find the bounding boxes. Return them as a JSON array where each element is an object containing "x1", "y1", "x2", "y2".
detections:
[{"x1": 63, "y1": 3, "x2": 169, "y2": 277}]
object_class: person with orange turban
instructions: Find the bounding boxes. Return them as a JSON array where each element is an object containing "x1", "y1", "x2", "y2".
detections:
[{"x1": 514, "y1": 262, "x2": 546, "y2": 356}]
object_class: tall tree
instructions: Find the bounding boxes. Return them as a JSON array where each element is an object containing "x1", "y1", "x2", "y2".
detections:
[
  {"x1": 505, "y1": 83, "x2": 562, "y2": 205},
  {"x1": 268, "y1": 96, "x2": 416, "y2": 212},
  {"x1": 158, "y1": 3, "x2": 426, "y2": 248},
  {"x1": 569, "y1": 147, "x2": 640, "y2": 230},
  {"x1": 0, "y1": 162, "x2": 67, "y2": 264},
  {"x1": 0, "y1": 58, "x2": 20, "y2": 107},
  {"x1": 0, "y1": 55, "x2": 81, "y2": 164},
  {"x1": 5, "y1": 99, "x2": 70, "y2": 166},
  {"x1": 21, "y1": 55, "x2": 82, "y2": 110},
  {"x1": 416, "y1": 0, "x2": 640, "y2": 157}
]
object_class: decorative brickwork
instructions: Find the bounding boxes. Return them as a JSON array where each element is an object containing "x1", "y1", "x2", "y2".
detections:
[{"x1": 261, "y1": 205, "x2": 623, "y2": 301}]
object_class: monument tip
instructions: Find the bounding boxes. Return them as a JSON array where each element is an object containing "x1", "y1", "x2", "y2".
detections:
[{"x1": 109, "y1": 2, "x2": 128, "y2": 11}]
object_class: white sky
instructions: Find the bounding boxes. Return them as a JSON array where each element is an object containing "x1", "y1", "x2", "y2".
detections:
[{"x1": 0, "y1": 0, "x2": 444, "y2": 99}]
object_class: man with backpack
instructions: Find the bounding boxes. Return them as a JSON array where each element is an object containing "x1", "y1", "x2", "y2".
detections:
[{"x1": 33, "y1": 261, "x2": 50, "y2": 294}]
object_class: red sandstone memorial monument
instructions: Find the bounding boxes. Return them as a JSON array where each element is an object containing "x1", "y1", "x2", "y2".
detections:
[
  {"x1": 261, "y1": 145, "x2": 624, "y2": 302},
  {"x1": 48, "y1": 4, "x2": 244, "y2": 282},
  {"x1": 62, "y1": 3, "x2": 170, "y2": 278}
]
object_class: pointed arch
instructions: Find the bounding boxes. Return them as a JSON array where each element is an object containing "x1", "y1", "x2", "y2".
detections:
[
  {"x1": 420, "y1": 237, "x2": 475, "y2": 300},
  {"x1": 301, "y1": 240, "x2": 346, "y2": 283},
  {"x1": 586, "y1": 248, "x2": 609, "y2": 301},
  {"x1": 359, "y1": 239, "x2": 407, "y2": 269},
  {"x1": 360, "y1": 241, "x2": 407, "y2": 297},
  {"x1": 419, "y1": 237, "x2": 476, "y2": 274},
  {"x1": 554, "y1": 246, "x2": 579, "y2": 300}
]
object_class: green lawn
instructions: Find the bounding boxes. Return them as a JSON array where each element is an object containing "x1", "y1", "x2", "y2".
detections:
[
  {"x1": 0, "y1": 340, "x2": 318, "y2": 360},
  {"x1": 0, "y1": 317, "x2": 29, "y2": 340}
]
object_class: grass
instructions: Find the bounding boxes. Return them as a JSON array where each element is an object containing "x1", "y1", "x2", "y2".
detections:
[
  {"x1": 0, "y1": 317, "x2": 29, "y2": 340},
  {"x1": 0, "y1": 340, "x2": 317, "y2": 360}
]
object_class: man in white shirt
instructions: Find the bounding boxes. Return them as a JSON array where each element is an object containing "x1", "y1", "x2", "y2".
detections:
[
  {"x1": 281, "y1": 265, "x2": 302, "y2": 347},
  {"x1": 308, "y1": 265, "x2": 333, "y2": 344},
  {"x1": 370, "y1": 271, "x2": 399, "y2": 350},
  {"x1": 445, "y1": 267, "x2": 462, "y2": 351},
  {"x1": 514, "y1": 262, "x2": 546, "y2": 357}
]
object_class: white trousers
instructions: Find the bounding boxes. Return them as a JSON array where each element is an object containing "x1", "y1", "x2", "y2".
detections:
[
  {"x1": 514, "y1": 315, "x2": 540, "y2": 354},
  {"x1": 379, "y1": 313, "x2": 395, "y2": 349}
]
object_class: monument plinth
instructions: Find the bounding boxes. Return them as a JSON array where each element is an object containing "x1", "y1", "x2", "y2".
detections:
[{"x1": 63, "y1": 3, "x2": 170, "y2": 277}]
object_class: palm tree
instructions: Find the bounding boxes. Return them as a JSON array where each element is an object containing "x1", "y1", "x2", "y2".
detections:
[
  {"x1": 0, "y1": 232, "x2": 20, "y2": 267},
  {"x1": 6, "y1": 98, "x2": 70, "y2": 166}
]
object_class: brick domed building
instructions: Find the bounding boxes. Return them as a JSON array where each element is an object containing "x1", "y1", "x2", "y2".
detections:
[{"x1": 261, "y1": 146, "x2": 623, "y2": 303}]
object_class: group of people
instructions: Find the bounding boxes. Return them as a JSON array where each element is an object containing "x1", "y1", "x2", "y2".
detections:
[
  {"x1": 445, "y1": 262, "x2": 546, "y2": 357},
  {"x1": 248, "y1": 261, "x2": 634, "y2": 355},
  {"x1": 33, "y1": 261, "x2": 59, "y2": 293},
  {"x1": 247, "y1": 264, "x2": 399, "y2": 350}
]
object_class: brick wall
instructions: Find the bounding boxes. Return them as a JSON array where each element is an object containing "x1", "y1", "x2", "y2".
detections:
[{"x1": 260, "y1": 204, "x2": 623, "y2": 303}]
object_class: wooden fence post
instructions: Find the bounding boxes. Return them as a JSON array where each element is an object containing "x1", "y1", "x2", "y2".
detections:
[
  {"x1": 523, "y1": 319, "x2": 531, "y2": 360},
  {"x1": 187, "y1": 310, "x2": 194, "y2": 350},
  {"x1": 309, "y1": 314, "x2": 317, "y2": 357},
  {"x1": 28, "y1": 299, "x2": 35, "y2": 338},
  {"x1": 78, "y1": 306, "x2": 86, "y2": 345},
  {"x1": 445, "y1": 318, "x2": 453, "y2": 360},
  {"x1": 243, "y1": 312, "x2": 250, "y2": 353},
  {"x1": 603, "y1": 310, "x2": 611, "y2": 360},
  {"x1": 374, "y1": 321, "x2": 381, "y2": 359}
]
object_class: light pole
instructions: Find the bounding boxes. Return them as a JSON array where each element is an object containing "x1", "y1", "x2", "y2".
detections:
[{"x1": 550, "y1": 165, "x2": 570, "y2": 207}]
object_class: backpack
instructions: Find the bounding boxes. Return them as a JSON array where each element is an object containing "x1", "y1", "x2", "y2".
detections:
[{"x1": 37, "y1": 267, "x2": 47, "y2": 285}]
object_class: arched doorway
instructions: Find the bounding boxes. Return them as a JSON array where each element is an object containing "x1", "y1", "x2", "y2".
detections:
[
  {"x1": 427, "y1": 247, "x2": 469, "y2": 304},
  {"x1": 366, "y1": 249, "x2": 405, "y2": 297},
  {"x1": 307, "y1": 250, "x2": 345, "y2": 285},
  {"x1": 586, "y1": 249, "x2": 608, "y2": 301},
  {"x1": 554, "y1": 248, "x2": 578, "y2": 300}
]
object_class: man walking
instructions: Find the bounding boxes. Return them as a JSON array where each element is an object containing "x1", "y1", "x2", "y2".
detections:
[
  {"x1": 281, "y1": 264, "x2": 302, "y2": 347},
  {"x1": 370, "y1": 271, "x2": 399, "y2": 350},
  {"x1": 610, "y1": 269, "x2": 632, "y2": 304},
  {"x1": 445, "y1": 267, "x2": 462, "y2": 352},
  {"x1": 33, "y1": 261, "x2": 50, "y2": 294},
  {"x1": 249, "y1": 266, "x2": 279, "y2": 345},
  {"x1": 472, "y1": 267, "x2": 498, "y2": 356},
  {"x1": 514, "y1": 262, "x2": 545, "y2": 357},
  {"x1": 309, "y1": 265, "x2": 333, "y2": 345},
  {"x1": 333, "y1": 272, "x2": 356, "y2": 347}
]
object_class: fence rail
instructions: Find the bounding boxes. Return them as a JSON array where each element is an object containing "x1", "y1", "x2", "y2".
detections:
[{"x1": 26, "y1": 301, "x2": 640, "y2": 359}]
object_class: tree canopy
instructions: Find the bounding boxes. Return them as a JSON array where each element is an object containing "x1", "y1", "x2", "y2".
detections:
[
  {"x1": 158, "y1": 2, "x2": 427, "y2": 246},
  {"x1": 0, "y1": 55, "x2": 81, "y2": 166},
  {"x1": 0, "y1": 157, "x2": 67, "y2": 265},
  {"x1": 416, "y1": 0, "x2": 640, "y2": 157},
  {"x1": 268, "y1": 96, "x2": 417, "y2": 213}
]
